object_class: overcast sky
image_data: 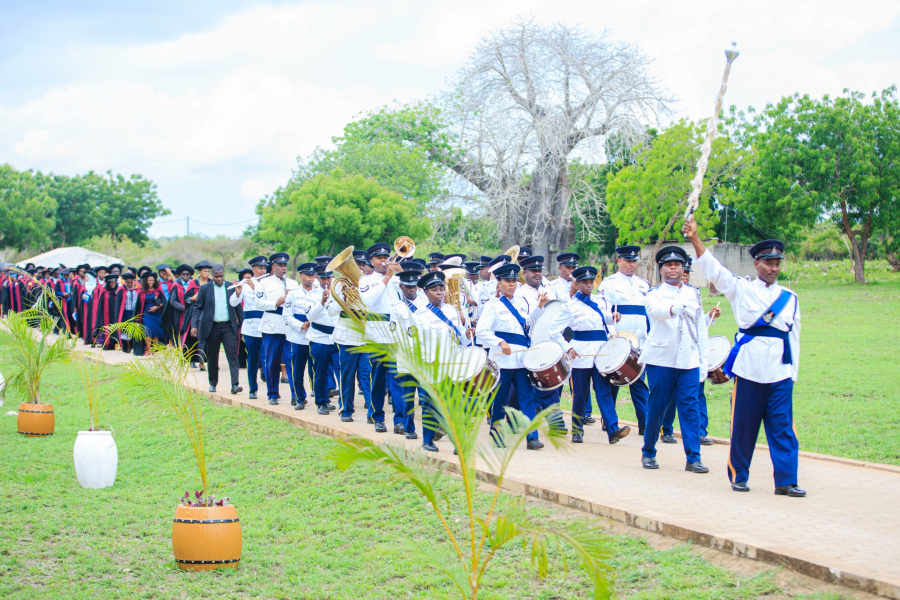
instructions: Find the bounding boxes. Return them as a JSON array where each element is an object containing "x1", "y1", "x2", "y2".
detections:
[{"x1": 1, "y1": 0, "x2": 898, "y2": 238}]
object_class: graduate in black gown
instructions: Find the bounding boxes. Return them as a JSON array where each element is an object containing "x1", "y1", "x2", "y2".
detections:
[{"x1": 90, "y1": 274, "x2": 121, "y2": 349}]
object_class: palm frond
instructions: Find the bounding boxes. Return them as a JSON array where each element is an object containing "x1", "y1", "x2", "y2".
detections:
[{"x1": 0, "y1": 308, "x2": 74, "y2": 403}]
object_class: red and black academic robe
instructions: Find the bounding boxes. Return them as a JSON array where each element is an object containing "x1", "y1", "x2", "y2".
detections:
[
  {"x1": 48, "y1": 278, "x2": 74, "y2": 333},
  {"x1": 165, "y1": 280, "x2": 200, "y2": 349},
  {"x1": 89, "y1": 285, "x2": 121, "y2": 348},
  {"x1": 6, "y1": 280, "x2": 28, "y2": 314}
]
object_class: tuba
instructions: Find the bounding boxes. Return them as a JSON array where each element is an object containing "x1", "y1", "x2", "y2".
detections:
[
  {"x1": 389, "y1": 236, "x2": 416, "y2": 263},
  {"x1": 326, "y1": 247, "x2": 367, "y2": 326}
]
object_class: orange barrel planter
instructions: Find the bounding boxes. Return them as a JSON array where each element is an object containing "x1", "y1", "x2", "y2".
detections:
[
  {"x1": 17, "y1": 403, "x2": 55, "y2": 437},
  {"x1": 172, "y1": 505, "x2": 242, "y2": 571}
]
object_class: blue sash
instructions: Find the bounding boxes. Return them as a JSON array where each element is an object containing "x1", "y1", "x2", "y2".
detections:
[
  {"x1": 572, "y1": 330, "x2": 608, "y2": 342},
  {"x1": 405, "y1": 299, "x2": 418, "y2": 313},
  {"x1": 427, "y1": 303, "x2": 462, "y2": 341},
  {"x1": 244, "y1": 310, "x2": 263, "y2": 319},
  {"x1": 574, "y1": 292, "x2": 610, "y2": 333},
  {"x1": 295, "y1": 314, "x2": 308, "y2": 323},
  {"x1": 311, "y1": 323, "x2": 334, "y2": 334},
  {"x1": 722, "y1": 289, "x2": 794, "y2": 377},
  {"x1": 498, "y1": 296, "x2": 530, "y2": 348},
  {"x1": 266, "y1": 307, "x2": 284, "y2": 315},
  {"x1": 617, "y1": 304, "x2": 650, "y2": 332},
  {"x1": 367, "y1": 312, "x2": 390, "y2": 321}
]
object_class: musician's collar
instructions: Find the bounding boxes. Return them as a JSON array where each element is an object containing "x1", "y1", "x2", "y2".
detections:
[{"x1": 663, "y1": 281, "x2": 682, "y2": 291}]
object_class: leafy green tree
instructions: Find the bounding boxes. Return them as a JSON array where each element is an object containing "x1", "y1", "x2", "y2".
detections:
[
  {"x1": 0, "y1": 164, "x2": 57, "y2": 251},
  {"x1": 732, "y1": 87, "x2": 899, "y2": 283},
  {"x1": 606, "y1": 120, "x2": 742, "y2": 280},
  {"x1": 255, "y1": 169, "x2": 430, "y2": 257}
]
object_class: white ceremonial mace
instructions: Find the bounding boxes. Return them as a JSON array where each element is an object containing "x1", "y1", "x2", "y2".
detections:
[{"x1": 684, "y1": 43, "x2": 740, "y2": 228}]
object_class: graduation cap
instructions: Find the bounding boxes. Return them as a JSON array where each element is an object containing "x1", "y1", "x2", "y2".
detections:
[
  {"x1": 367, "y1": 243, "x2": 390, "y2": 258},
  {"x1": 108, "y1": 263, "x2": 124, "y2": 271},
  {"x1": 175, "y1": 264, "x2": 195, "y2": 276},
  {"x1": 519, "y1": 255, "x2": 545, "y2": 271},
  {"x1": 194, "y1": 260, "x2": 214, "y2": 269},
  {"x1": 104, "y1": 274, "x2": 119, "y2": 283},
  {"x1": 556, "y1": 253, "x2": 580, "y2": 267},
  {"x1": 572, "y1": 266, "x2": 598, "y2": 281},
  {"x1": 616, "y1": 245, "x2": 641, "y2": 260},
  {"x1": 417, "y1": 271, "x2": 446, "y2": 289},
  {"x1": 655, "y1": 246, "x2": 688, "y2": 265},
  {"x1": 237, "y1": 268, "x2": 253, "y2": 279},
  {"x1": 493, "y1": 263, "x2": 521, "y2": 280},
  {"x1": 398, "y1": 270, "x2": 421, "y2": 286},
  {"x1": 749, "y1": 239, "x2": 785, "y2": 260},
  {"x1": 121, "y1": 272, "x2": 136, "y2": 280},
  {"x1": 155, "y1": 264, "x2": 172, "y2": 272}
]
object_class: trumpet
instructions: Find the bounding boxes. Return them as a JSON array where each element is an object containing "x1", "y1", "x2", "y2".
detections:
[
  {"x1": 326, "y1": 247, "x2": 368, "y2": 326},
  {"x1": 388, "y1": 236, "x2": 415, "y2": 263}
]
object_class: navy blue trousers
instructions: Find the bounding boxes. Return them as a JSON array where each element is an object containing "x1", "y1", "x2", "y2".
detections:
[
  {"x1": 609, "y1": 373, "x2": 648, "y2": 430},
  {"x1": 262, "y1": 333, "x2": 286, "y2": 400},
  {"x1": 729, "y1": 376, "x2": 798, "y2": 488},
  {"x1": 244, "y1": 335, "x2": 262, "y2": 394},
  {"x1": 491, "y1": 368, "x2": 538, "y2": 442},
  {"x1": 357, "y1": 353, "x2": 372, "y2": 413},
  {"x1": 662, "y1": 380, "x2": 709, "y2": 436},
  {"x1": 571, "y1": 368, "x2": 620, "y2": 439},
  {"x1": 309, "y1": 341, "x2": 339, "y2": 407},
  {"x1": 398, "y1": 376, "x2": 434, "y2": 441},
  {"x1": 643, "y1": 365, "x2": 701, "y2": 463},
  {"x1": 290, "y1": 342, "x2": 315, "y2": 401},
  {"x1": 338, "y1": 344, "x2": 372, "y2": 419},
  {"x1": 282, "y1": 341, "x2": 294, "y2": 396},
  {"x1": 534, "y1": 387, "x2": 565, "y2": 430}
]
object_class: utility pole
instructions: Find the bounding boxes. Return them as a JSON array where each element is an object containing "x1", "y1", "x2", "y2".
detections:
[{"x1": 186, "y1": 216, "x2": 190, "y2": 237}]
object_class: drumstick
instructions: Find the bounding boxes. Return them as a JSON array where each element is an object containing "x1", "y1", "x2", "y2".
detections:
[
  {"x1": 576, "y1": 353, "x2": 609, "y2": 357},
  {"x1": 611, "y1": 303, "x2": 617, "y2": 336},
  {"x1": 490, "y1": 348, "x2": 533, "y2": 356},
  {"x1": 710, "y1": 301, "x2": 721, "y2": 325}
]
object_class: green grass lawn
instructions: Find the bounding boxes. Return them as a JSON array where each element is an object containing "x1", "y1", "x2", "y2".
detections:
[
  {"x1": 591, "y1": 261, "x2": 900, "y2": 465},
  {"x1": 0, "y1": 363, "x2": 842, "y2": 600}
]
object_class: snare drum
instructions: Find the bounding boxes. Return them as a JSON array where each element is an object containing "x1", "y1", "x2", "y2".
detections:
[
  {"x1": 706, "y1": 336, "x2": 732, "y2": 385},
  {"x1": 445, "y1": 347, "x2": 500, "y2": 397},
  {"x1": 530, "y1": 300, "x2": 574, "y2": 344},
  {"x1": 594, "y1": 337, "x2": 645, "y2": 387},
  {"x1": 522, "y1": 341, "x2": 571, "y2": 391}
]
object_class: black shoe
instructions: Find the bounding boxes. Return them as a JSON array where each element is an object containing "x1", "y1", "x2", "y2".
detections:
[
  {"x1": 699, "y1": 435, "x2": 714, "y2": 445},
  {"x1": 326, "y1": 403, "x2": 337, "y2": 412},
  {"x1": 731, "y1": 481, "x2": 750, "y2": 492},
  {"x1": 393, "y1": 424, "x2": 406, "y2": 435},
  {"x1": 601, "y1": 421, "x2": 607, "y2": 432},
  {"x1": 328, "y1": 388, "x2": 338, "y2": 398},
  {"x1": 638, "y1": 427, "x2": 644, "y2": 436},
  {"x1": 249, "y1": 392, "x2": 257, "y2": 400},
  {"x1": 280, "y1": 376, "x2": 288, "y2": 384},
  {"x1": 374, "y1": 421, "x2": 387, "y2": 433},
  {"x1": 231, "y1": 385, "x2": 242, "y2": 395},
  {"x1": 661, "y1": 433, "x2": 677, "y2": 444},
  {"x1": 609, "y1": 425, "x2": 631, "y2": 444},
  {"x1": 208, "y1": 385, "x2": 216, "y2": 393},
  {"x1": 685, "y1": 460, "x2": 709, "y2": 474},
  {"x1": 642, "y1": 457, "x2": 659, "y2": 469},
  {"x1": 290, "y1": 396, "x2": 297, "y2": 406},
  {"x1": 405, "y1": 432, "x2": 418, "y2": 440},
  {"x1": 432, "y1": 430, "x2": 444, "y2": 442},
  {"x1": 191, "y1": 362, "x2": 199, "y2": 369},
  {"x1": 453, "y1": 447, "x2": 458, "y2": 455},
  {"x1": 268, "y1": 399, "x2": 278, "y2": 405},
  {"x1": 341, "y1": 415, "x2": 353, "y2": 422},
  {"x1": 366, "y1": 416, "x2": 375, "y2": 424},
  {"x1": 422, "y1": 442, "x2": 438, "y2": 452},
  {"x1": 294, "y1": 401, "x2": 306, "y2": 411},
  {"x1": 259, "y1": 372, "x2": 266, "y2": 383},
  {"x1": 317, "y1": 405, "x2": 329, "y2": 415},
  {"x1": 775, "y1": 484, "x2": 806, "y2": 497},
  {"x1": 526, "y1": 439, "x2": 544, "y2": 450},
  {"x1": 583, "y1": 415, "x2": 596, "y2": 424},
  {"x1": 572, "y1": 433, "x2": 583, "y2": 444}
]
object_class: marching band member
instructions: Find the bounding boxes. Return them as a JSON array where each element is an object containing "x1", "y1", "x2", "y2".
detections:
[
  {"x1": 283, "y1": 262, "x2": 319, "y2": 410},
  {"x1": 359, "y1": 243, "x2": 405, "y2": 433},
  {"x1": 389, "y1": 270, "x2": 428, "y2": 442},
  {"x1": 230, "y1": 256, "x2": 268, "y2": 399},
  {"x1": 549, "y1": 266, "x2": 629, "y2": 443},
  {"x1": 599, "y1": 245, "x2": 650, "y2": 434},
  {"x1": 426, "y1": 252, "x2": 444, "y2": 273},
  {"x1": 684, "y1": 219, "x2": 805, "y2": 497},
  {"x1": 549, "y1": 253, "x2": 579, "y2": 300},
  {"x1": 639, "y1": 246, "x2": 710, "y2": 474},
  {"x1": 327, "y1": 258, "x2": 372, "y2": 421},
  {"x1": 306, "y1": 265, "x2": 342, "y2": 416},
  {"x1": 254, "y1": 252, "x2": 298, "y2": 406},
  {"x1": 475, "y1": 262, "x2": 548, "y2": 450}
]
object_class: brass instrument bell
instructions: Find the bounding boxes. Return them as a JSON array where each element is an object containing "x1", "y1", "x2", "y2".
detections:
[
  {"x1": 389, "y1": 236, "x2": 415, "y2": 263},
  {"x1": 326, "y1": 246, "x2": 367, "y2": 325}
]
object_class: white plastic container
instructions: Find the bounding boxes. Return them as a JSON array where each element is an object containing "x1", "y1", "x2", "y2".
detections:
[{"x1": 73, "y1": 431, "x2": 118, "y2": 489}]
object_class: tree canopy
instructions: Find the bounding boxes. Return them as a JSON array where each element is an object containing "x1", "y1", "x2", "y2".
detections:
[{"x1": 0, "y1": 164, "x2": 57, "y2": 251}]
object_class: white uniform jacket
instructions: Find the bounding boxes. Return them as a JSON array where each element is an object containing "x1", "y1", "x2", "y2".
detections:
[
  {"x1": 305, "y1": 288, "x2": 337, "y2": 345},
  {"x1": 598, "y1": 272, "x2": 650, "y2": 348},
  {"x1": 475, "y1": 296, "x2": 543, "y2": 370},
  {"x1": 548, "y1": 294, "x2": 616, "y2": 369},
  {"x1": 230, "y1": 283, "x2": 262, "y2": 338},
  {"x1": 359, "y1": 272, "x2": 401, "y2": 344},
  {"x1": 640, "y1": 282, "x2": 709, "y2": 379},
  {"x1": 548, "y1": 277, "x2": 575, "y2": 302},
  {"x1": 514, "y1": 282, "x2": 558, "y2": 313},
  {"x1": 390, "y1": 296, "x2": 424, "y2": 374},
  {"x1": 326, "y1": 286, "x2": 365, "y2": 346},
  {"x1": 694, "y1": 251, "x2": 800, "y2": 383},
  {"x1": 475, "y1": 279, "x2": 496, "y2": 319},
  {"x1": 283, "y1": 285, "x2": 318, "y2": 345},
  {"x1": 254, "y1": 275, "x2": 299, "y2": 336},
  {"x1": 413, "y1": 302, "x2": 472, "y2": 374}
]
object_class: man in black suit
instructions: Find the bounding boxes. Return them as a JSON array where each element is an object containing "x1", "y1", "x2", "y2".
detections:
[{"x1": 191, "y1": 264, "x2": 244, "y2": 394}]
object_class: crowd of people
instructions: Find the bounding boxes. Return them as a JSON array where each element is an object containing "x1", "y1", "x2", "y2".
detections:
[{"x1": 0, "y1": 223, "x2": 805, "y2": 497}]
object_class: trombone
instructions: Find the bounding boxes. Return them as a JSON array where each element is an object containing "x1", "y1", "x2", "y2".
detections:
[{"x1": 389, "y1": 236, "x2": 415, "y2": 263}]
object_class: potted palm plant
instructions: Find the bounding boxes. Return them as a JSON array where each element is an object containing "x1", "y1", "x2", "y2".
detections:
[
  {"x1": 118, "y1": 343, "x2": 241, "y2": 571},
  {"x1": 330, "y1": 328, "x2": 612, "y2": 599}
]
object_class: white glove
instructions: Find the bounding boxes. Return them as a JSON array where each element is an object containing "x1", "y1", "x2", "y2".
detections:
[{"x1": 671, "y1": 304, "x2": 684, "y2": 317}]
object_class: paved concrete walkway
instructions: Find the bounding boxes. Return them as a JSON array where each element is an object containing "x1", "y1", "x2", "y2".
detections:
[{"x1": 83, "y1": 340, "x2": 900, "y2": 598}]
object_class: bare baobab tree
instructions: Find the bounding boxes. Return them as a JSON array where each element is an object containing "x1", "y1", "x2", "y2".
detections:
[{"x1": 441, "y1": 18, "x2": 672, "y2": 267}]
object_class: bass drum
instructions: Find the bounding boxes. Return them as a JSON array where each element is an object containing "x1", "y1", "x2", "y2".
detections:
[
  {"x1": 706, "y1": 335, "x2": 732, "y2": 385},
  {"x1": 523, "y1": 341, "x2": 571, "y2": 391},
  {"x1": 594, "y1": 337, "x2": 645, "y2": 387},
  {"x1": 530, "y1": 300, "x2": 573, "y2": 345},
  {"x1": 445, "y1": 347, "x2": 500, "y2": 398}
]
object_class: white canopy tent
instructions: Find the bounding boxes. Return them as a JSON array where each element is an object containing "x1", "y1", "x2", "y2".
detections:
[{"x1": 15, "y1": 247, "x2": 121, "y2": 269}]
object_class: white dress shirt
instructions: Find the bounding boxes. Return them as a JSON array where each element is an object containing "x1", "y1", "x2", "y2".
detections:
[
  {"x1": 230, "y1": 284, "x2": 262, "y2": 337},
  {"x1": 254, "y1": 274, "x2": 299, "y2": 335},
  {"x1": 412, "y1": 302, "x2": 472, "y2": 374},
  {"x1": 548, "y1": 293, "x2": 615, "y2": 369},
  {"x1": 475, "y1": 295, "x2": 543, "y2": 369},
  {"x1": 326, "y1": 285, "x2": 365, "y2": 346},
  {"x1": 548, "y1": 276, "x2": 575, "y2": 302},
  {"x1": 359, "y1": 272, "x2": 402, "y2": 344},
  {"x1": 305, "y1": 288, "x2": 337, "y2": 345},
  {"x1": 694, "y1": 251, "x2": 801, "y2": 383},
  {"x1": 514, "y1": 281, "x2": 558, "y2": 313},
  {"x1": 598, "y1": 272, "x2": 650, "y2": 348},
  {"x1": 283, "y1": 285, "x2": 318, "y2": 345},
  {"x1": 639, "y1": 282, "x2": 709, "y2": 379}
]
